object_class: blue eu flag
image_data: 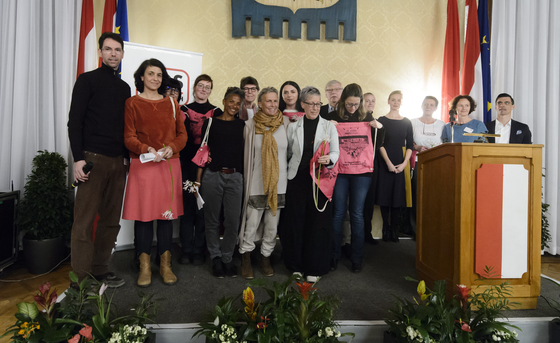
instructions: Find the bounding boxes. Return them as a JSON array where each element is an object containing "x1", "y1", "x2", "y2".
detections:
[{"x1": 478, "y1": 0, "x2": 491, "y2": 122}]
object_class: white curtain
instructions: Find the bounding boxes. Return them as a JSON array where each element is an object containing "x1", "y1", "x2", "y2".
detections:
[
  {"x1": 0, "y1": 0, "x2": 81, "y2": 193},
  {"x1": 491, "y1": 0, "x2": 560, "y2": 254}
]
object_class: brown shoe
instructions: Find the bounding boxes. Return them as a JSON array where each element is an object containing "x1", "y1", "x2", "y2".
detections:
[
  {"x1": 137, "y1": 253, "x2": 151, "y2": 287},
  {"x1": 160, "y1": 251, "x2": 178, "y2": 285},
  {"x1": 260, "y1": 255, "x2": 274, "y2": 277},
  {"x1": 240, "y1": 252, "x2": 254, "y2": 279}
]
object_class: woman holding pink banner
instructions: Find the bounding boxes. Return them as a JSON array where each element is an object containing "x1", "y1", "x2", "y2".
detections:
[
  {"x1": 375, "y1": 90, "x2": 414, "y2": 243},
  {"x1": 280, "y1": 86, "x2": 339, "y2": 282},
  {"x1": 325, "y1": 83, "x2": 384, "y2": 273}
]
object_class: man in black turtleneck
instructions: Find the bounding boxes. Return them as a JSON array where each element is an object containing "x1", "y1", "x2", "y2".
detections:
[{"x1": 67, "y1": 32, "x2": 130, "y2": 288}]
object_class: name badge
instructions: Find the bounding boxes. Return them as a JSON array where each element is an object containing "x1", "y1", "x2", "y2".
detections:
[{"x1": 464, "y1": 127, "x2": 474, "y2": 133}]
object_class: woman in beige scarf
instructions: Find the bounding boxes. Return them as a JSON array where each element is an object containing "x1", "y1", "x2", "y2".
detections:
[{"x1": 238, "y1": 87, "x2": 290, "y2": 279}]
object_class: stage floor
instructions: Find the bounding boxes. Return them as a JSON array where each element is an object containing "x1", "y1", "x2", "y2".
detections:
[{"x1": 105, "y1": 239, "x2": 559, "y2": 324}]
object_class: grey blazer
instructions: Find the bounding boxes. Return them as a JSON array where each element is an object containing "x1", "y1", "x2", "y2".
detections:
[{"x1": 286, "y1": 116, "x2": 339, "y2": 180}]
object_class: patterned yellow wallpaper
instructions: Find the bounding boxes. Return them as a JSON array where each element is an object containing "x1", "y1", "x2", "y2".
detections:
[{"x1": 94, "y1": 0, "x2": 467, "y2": 119}]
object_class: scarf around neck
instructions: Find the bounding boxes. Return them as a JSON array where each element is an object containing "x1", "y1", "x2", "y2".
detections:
[{"x1": 253, "y1": 109, "x2": 284, "y2": 215}]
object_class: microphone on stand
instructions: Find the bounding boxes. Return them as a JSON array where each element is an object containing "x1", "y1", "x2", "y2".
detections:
[
  {"x1": 72, "y1": 162, "x2": 94, "y2": 187},
  {"x1": 448, "y1": 109, "x2": 457, "y2": 143},
  {"x1": 448, "y1": 109, "x2": 456, "y2": 125}
]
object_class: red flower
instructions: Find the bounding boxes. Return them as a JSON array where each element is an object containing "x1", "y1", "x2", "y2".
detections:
[
  {"x1": 39, "y1": 282, "x2": 50, "y2": 296},
  {"x1": 68, "y1": 334, "x2": 80, "y2": 343},
  {"x1": 455, "y1": 319, "x2": 472, "y2": 332},
  {"x1": 79, "y1": 324, "x2": 93, "y2": 341},
  {"x1": 457, "y1": 284, "x2": 470, "y2": 302},
  {"x1": 48, "y1": 288, "x2": 58, "y2": 305},
  {"x1": 295, "y1": 282, "x2": 317, "y2": 301},
  {"x1": 256, "y1": 322, "x2": 268, "y2": 329}
]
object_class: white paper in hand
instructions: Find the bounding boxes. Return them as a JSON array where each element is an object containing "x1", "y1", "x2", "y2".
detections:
[{"x1": 139, "y1": 152, "x2": 165, "y2": 163}]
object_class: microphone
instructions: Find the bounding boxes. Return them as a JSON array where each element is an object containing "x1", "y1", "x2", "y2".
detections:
[
  {"x1": 72, "y1": 162, "x2": 94, "y2": 188},
  {"x1": 448, "y1": 109, "x2": 456, "y2": 124}
]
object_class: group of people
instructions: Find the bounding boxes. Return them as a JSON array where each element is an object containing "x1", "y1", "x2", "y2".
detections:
[{"x1": 67, "y1": 32, "x2": 533, "y2": 289}]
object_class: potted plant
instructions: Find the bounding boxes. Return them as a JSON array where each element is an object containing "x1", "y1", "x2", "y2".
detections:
[
  {"x1": 541, "y1": 278, "x2": 560, "y2": 343},
  {"x1": 1, "y1": 271, "x2": 158, "y2": 343},
  {"x1": 194, "y1": 275, "x2": 354, "y2": 342},
  {"x1": 384, "y1": 267, "x2": 520, "y2": 343},
  {"x1": 17, "y1": 150, "x2": 74, "y2": 274}
]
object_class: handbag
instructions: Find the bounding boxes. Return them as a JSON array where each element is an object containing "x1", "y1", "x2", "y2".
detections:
[{"x1": 191, "y1": 117, "x2": 212, "y2": 167}]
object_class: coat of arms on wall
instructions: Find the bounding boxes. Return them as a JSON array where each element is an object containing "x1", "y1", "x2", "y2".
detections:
[{"x1": 231, "y1": 0, "x2": 357, "y2": 41}]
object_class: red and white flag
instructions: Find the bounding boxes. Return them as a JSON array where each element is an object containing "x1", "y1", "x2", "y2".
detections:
[
  {"x1": 475, "y1": 164, "x2": 529, "y2": 279},
  {"x1": 441, "y1": 0, "x2": 461, "y2": 122},
  {"x1": 76, "y1": 0, "x2": 96, "y2": 78},
  {"x1": 461, "y1": 0, "x2": 484, "y2": 122},
  {"x1": 99, "y1": 0, "x2": 117, "y2": 67}
]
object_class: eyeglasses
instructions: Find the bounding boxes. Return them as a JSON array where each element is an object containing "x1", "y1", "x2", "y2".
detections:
[
  {"x1": 102, "y1": 47, "x2": 123, "y2": 54},
  {"x1": 196, "y1": 84, "x2": 212, "y2": 91},
  {"x1": 303, "y1": 101, "x2": 322, "y2": 108},
  {"x1": 166, "y1": 87, "x2": 179, "y2": 93},
  {"x1": 345, "y1": 103, "x2": 360, "y2": 109},
  {"x1": 243, "y1": 86, "x2": 258, "y2": 93},
  {"x1": 422, "y1": 123, "x2": 436, "y2": 136},
  {"x1": 326, "y1": 87, "x2": 342, "y2": 93}
]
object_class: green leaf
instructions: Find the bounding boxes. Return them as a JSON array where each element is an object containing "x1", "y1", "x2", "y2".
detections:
[
  {"x1": 69, "y1": 271, "x2": 78, "y2": 283},
  {"x1": 17, "y1": 302, "x2": 39, "y2": 320}
]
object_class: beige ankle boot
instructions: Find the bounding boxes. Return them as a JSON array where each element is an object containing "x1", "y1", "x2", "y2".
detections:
[
  {"x1": 137, "y1": 253, "x2": 151, "y2": 287},
  {"x1": 240, "y1": 252, "x2": 254, "y2": 279},
  {"x1": 260, "y1": 254, "x2": 274, "y2": 277},
  {"x1": 160, "y1": 251, "x2": 177, "y2": 285}
]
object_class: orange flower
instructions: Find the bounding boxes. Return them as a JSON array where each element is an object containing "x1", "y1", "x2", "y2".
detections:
[
  {"x1": 79, "y1": 324, "x2": 93, "y2": 342},
  {"x1": 295, "y1": 282, "x2": 317, "y2": 301},
  {"x1": 243, "y1": 287, "x2": 257, "y2": 320},
  {"x1": 68, "y1": 334, "x2": 80, "y2": 343}
]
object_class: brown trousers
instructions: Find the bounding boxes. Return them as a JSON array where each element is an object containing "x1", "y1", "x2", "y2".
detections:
[{"x1": 71, "y1": 151, "x2": 127, "y2": 279}]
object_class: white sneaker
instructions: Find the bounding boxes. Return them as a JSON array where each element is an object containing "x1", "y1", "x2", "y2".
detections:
[{"x1": 306, "y1": 275, "x2": 318, "y2": 283}]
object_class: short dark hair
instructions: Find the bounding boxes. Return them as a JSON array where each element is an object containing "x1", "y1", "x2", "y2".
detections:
[
  {"x1": 449, "y1": 95, "x2": 477, "y2": 114},
  {"x1": 224, "y1": 87, "x2": 245, "y2": 101},
  {"x1": 336, "y1": 83, "x2": 366, "y2": 121},
  {"x1": 166, "y1": 77, "x2": 183, "y2": 102},
  {"x1": 194, "y1": 74, "x2": 213, "y2": 90},
  {"x1": 495, "y1": 93, "x2": 515, "y2": 105},
  {"x1": 98, "y1": 32, "x2": 124, "y2": 50},
  {"x1": 279, "y1": 81, "x2": 304, "y2": 112},
  {"x1": 240, "y1": 76, "x2": 260, "y2": 91},
  {"x1": 423, "y1": 96, "x2": 439, "y2": 107},
  {"x1": 133, "y1": 59, "x2": 170, "y2": 94}
]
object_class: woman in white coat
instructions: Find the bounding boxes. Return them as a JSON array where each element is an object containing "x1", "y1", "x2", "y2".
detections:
[{"x1": 280, "y1": 86, "x2": 339, "y2": 282}]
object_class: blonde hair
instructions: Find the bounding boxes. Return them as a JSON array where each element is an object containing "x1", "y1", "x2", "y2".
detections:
[{"x1": 388, "y1": 90, "x2": 402, "y2": 100}]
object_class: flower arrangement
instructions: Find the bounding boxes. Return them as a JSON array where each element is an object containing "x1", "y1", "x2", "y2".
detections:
[
  {"x1": 194, "y1": 275, "x2": 353, "y2": 343},
  {"x1": 385, "y1": 267, "x2": 520, "y2": 343},
  {"x1": 1, "y1": 271, "x2": 157, "y2": 343}
]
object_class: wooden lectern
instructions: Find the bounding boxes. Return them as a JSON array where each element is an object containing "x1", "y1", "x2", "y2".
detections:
[{"x1": 416, "y1": 143, "x2": 543, "y2": 309}]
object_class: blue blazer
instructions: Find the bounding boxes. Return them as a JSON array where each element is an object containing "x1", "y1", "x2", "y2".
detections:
[{"x1": 485, "y1": 119, "x2": 532, "y2": 144}]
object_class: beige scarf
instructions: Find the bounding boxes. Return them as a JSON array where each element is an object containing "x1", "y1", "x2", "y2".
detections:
[{"x1": 253, "y1": 109, "x2": 284, "y2": 215}]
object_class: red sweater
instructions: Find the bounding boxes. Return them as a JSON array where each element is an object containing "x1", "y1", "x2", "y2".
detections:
[{"x1": 124, "y1": 96, "x2": 187, "y2": 159}]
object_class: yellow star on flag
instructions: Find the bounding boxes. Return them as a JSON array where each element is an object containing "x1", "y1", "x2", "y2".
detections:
[
  {"x1": 487, "y1": 101, "x2": 492, "y2": 112},
  {"x1": 115, "y1": 26, "x2": 121, "y2": 34}
]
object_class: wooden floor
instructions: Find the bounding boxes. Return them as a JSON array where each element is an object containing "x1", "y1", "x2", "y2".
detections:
[{"x1": 2, "y1": 254, "x2": 560, "y2": 342}]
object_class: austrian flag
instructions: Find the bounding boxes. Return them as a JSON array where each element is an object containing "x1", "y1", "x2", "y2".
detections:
[{"x1": 475, "y1": 164, "x2": 529, "y2": 279}]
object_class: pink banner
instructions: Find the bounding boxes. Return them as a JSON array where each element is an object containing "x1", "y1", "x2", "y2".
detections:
[{"x1": 336, "y1": 122, "x2": 373, "y2": 174}]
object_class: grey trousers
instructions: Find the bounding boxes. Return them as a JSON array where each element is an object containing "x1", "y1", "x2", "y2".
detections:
[{"x1": 201, "y1": 169, "x2": 243, "y2": 263}]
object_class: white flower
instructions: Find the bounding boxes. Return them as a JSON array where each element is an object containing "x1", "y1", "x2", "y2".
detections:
[
  {"x1": 336, "y1": 331, "x2": 341, "y2": 337},
  {"x1": 162, "y1": 210, "x2": 174, "y2": 220},
  {"x1": 214, "y1": 316, "x2": 220, "y2": 326},
  {"x1": 406, "y1": 326, "x2": 417, "y2": 339},
  {"x1": 325, "y1": 327, "x2": 333, "y2": 337},
  {"x1": 99, "y1": 283, "x2": 108, "y2": 296}
]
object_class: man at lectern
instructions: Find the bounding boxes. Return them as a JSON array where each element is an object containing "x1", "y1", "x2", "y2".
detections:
[{"x1": 485, "y1": 93, "x2": 532, "y2": 144}]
